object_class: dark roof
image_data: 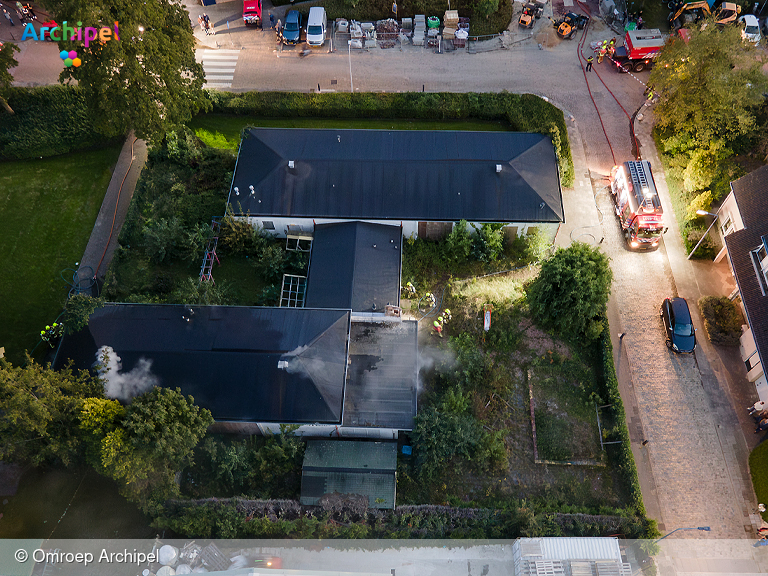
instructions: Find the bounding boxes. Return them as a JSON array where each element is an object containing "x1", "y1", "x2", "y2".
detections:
[
  {"x1": 725, "y1": 166, "x2": 768, "y2": 374},
  {"x1": 305, "y1": 222, "x2": 401, "y2": 312},
  {"x1": 55, "y1": 304, "x2": 350, "y2": 424},
  {"x1": 301, "y1": 440, "x2": 397, "y2": 509},
  {"x1": 344, "y1": 320, "x2": 418, "y2": 430},
  {"x1": 228, "y1": 128, "x2": 563, "y2": 223}
]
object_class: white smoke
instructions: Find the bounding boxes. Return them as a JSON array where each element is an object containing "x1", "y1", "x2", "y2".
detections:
[
  {"x1": 416, "y1": 346, "x2": 457, "y2": 393},
  {"x1": 94, "y1": 345, "x2": 159, "y2": 402},
  {"x1": 277, "y1": 345, "x2": 331, "y2": 381}
]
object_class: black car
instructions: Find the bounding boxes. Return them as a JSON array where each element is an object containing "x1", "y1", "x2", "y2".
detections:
[
  {"x1": 660, "y1": 297, "x2": 696, "y2": 353},
  {"x1": 282, "y1": 10, "x2": 301, "y2": 44}
]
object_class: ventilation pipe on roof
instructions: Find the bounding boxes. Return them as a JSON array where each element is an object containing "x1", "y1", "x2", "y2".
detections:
[
  {"x1": 496, "y1": 164, "x2": 503, "y2": 173},
  {"x1": 288, "y1": 160, "x2": 295, "y2": 169}
]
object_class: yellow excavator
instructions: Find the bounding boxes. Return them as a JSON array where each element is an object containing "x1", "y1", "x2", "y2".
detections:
[{"x1": 668, "y1": 1, "x2": 740, "y2": 30}]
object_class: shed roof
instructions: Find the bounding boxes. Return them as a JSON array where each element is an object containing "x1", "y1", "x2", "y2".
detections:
[
  {"x1": 301, "y1": 440, "x2": 397, "y2": 509},
  {"x1": 305, "y1": 222, "x2": 401, "y2": 312},
  {"x1": 228, "y1": 128, "x2": 563, "y2": 223},
  {"x1": 55, "y1": 304, "x2": 350, "y2": 424}
]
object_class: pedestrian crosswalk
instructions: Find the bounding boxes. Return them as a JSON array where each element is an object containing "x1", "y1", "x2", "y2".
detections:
[{"x1": 195, "y1": 49, "x2": 240, "y2": 89}]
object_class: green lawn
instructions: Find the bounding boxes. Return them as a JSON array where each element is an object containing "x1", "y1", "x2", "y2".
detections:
[
  {"x1": 0, "y1": 146, "x2": 121, "y2": 365},
  {"x1": 189, "y1": 115, "x2": 510, "y2": 151}
]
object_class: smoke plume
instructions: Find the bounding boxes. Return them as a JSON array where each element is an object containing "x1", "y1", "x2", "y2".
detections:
[{"x1": 94, "y1": 345, "x2": 159, "y2": 402}]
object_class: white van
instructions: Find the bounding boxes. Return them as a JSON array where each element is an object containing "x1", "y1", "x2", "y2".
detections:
[{"x1": 306, "y1": 7, "x2": 327, "y2": 46}]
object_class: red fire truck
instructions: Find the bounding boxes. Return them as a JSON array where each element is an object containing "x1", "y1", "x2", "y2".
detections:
[
  {"x1": 610, "y1": 160, "x2": 666, "y2": 251},
  {"x1": 612, "y1": 29, "x2": 664, "y2": 73},
  {"x1": 243, "y1": 0, "x2": 262, "y2": 27}
]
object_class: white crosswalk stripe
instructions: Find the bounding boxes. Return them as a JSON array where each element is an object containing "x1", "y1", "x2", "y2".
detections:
[{"x1": 195, "y1": 49, "x2": 240, "y2": 89}]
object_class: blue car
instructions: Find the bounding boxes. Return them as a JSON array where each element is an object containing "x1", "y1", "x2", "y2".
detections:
[
  {"x1": 282, "y1": 10, "x2": 301, "y2": 44},
  {"x1": 660, "y1": 297, "x2": 696, "y2": 353}
]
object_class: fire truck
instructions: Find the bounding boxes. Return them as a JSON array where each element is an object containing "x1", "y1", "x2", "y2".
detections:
[
  {"x1": 610, "y1": 160, "x2": 666, "y2": 251},
  {"x1": 612, "y1": 29, "x2": 664, "y2": 73},
  {"x1": 243, "y1": 0, "x2": 262, "y2": 27}
]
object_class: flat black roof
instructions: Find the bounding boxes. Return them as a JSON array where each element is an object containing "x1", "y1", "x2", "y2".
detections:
[
  {"x1": 56, "y1": 304, "x2": 351, "y2": 424},
  {"x1": 229, "y1": 128, "x2": 564, "y2": 223},
  {"x1": 305, "y1": 222, "x2": 401, "y2": 312},
  {"x1": 344, "y1": 320, "x2": 418, "y2": 430}
]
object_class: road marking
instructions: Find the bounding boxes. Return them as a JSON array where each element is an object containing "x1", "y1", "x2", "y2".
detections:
[{"x1": 196, "y1": 49, "x2": 240, "y2": 88}]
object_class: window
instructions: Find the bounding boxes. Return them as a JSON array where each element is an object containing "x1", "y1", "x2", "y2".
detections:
[
  {"x1": 750, "y1": 242, "x2": 768, "y2": 295},
  {"x1": 719, "y1": 214, "x2": 733, "y2": 238},
  {"x1": 262, "y1": 220, "x2": 275, "y2": 230},
  {"x1": 746, "y1": 350, "x2": 761, "y2": 372}
]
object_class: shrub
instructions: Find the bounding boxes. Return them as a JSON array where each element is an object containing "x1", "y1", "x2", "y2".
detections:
[
  {"x1": 685, "y1": 226, "x2": 717, "y2": 260},
  {"x1": 698, "y1": 296, "x2": 742, "y2": 346},
  {"x1": 470, "y1": 223, "x2": 504, "y2": 262},
  {"x1": 526, "y1": 243, "x2": 613, "y2": 341},
  {"x1": 750, "y1": 441, "x2": 768, "y2": 524},
  {"x1": 445, "y1": 220, "x2": 473, "y2": 264},
  {"x1": 63, "y1": 295, "x2": 105, "y2": 333}
]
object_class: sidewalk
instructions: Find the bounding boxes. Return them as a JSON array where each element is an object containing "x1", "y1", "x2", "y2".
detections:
[{"x1": 79, "y1": 132, "x2": 147, "y2": 281}]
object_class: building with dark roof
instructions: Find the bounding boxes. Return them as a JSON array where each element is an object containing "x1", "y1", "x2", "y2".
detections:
[
  {"x1": 305, "y1": 222, "x2": 401, "y2": 313},
  {"x1": 300, "y1": 440, "x2": 397, "y2": 509},
  {"x1": 228, "y1": 128, "x2": 563, "y2": 240},
  {"x1": 717, "y1": 165, "x2": 768, "y2": 401},
  {"x1": 56, "y1": 304, "x2": 418, "y2": 436}
]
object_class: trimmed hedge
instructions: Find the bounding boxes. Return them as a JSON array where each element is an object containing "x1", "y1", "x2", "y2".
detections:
[
  {"x1": 750, "y1": 441, "x2": 768, "y2": 524},
  {"x1": 0, "y1": 85, "x2": 112, "y2": 159},
  {"x1": 598, "y1": 317, "x2": 659, "y2": 538},
  {"x1": 205, "y1": 91, "x2": 575, "y2": 186},
  {"x1": 154, "y1": 498, "x2": 650, "y2": 539},
  {"x1": 698, "y1": 296, "x2": 743, "y2": 346}
]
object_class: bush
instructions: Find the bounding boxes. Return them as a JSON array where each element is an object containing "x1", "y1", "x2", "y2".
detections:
[
  {"x1": 204, "y1": 92, "x2": 574, "y2": 187},
  {"x1": 0, "y1": 86, "x2": 112, "y2": 159},
  {"x1": 684, "y1": 226, "x2": 717, "y2": 260},
  {"x1": 698, "y1": 296, "x2": 743, "y2": 346},
  {"x1": 750, "y1": 441, "x2": 768, "y2": 524},
  {"x1": 470, "y1": 223, "x2": 504, "y2": 262},
  {"x1": 63, "y1": 295, "x2": 105, "y2": 333},
  {"x1": 526, "y1": 242, "x2": 613, "y2": 341}
]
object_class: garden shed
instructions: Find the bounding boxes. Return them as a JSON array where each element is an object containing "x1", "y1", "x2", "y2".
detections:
[
  {"x1": 300, "y1": 440, "x2": 398, "y2": 509},
  {"x1": 228, "y1": 128, "x2": 564, "y2": 240}
]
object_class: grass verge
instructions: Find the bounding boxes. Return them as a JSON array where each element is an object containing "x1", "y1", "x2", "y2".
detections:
[
  {"x1": 750, "y1": 440, "x2": 768, "y2": 524},
  {"x1": 0, "y1": 146, "x2": 122, "y2": 365}
]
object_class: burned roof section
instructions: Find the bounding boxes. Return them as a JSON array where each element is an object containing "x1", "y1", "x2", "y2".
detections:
[
  {"x1": 305, "y1": 222, "x2": 402, "y2": 313},
  {"x1": 228, "y1": 128, "x2": 564, "y2": 223}
]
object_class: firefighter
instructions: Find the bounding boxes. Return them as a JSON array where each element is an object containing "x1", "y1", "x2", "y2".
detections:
[
  {"x1": 443, "y1": 308, "x2": 452, "y2": 322},
  {"x1": 585, "y1": 55, "x2": 593, "y2": 71},
  {"x1": 598, "y1": 43, "x2": 607, "y2": 64},
  {"x1": 608, "y1": 37, "x2": 616, "y2": 57},
  {"x1": 432, "y1": 319, "x2": 443, "y2": 338}
]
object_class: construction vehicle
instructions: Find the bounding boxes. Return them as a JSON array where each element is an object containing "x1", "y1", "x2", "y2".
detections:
[
  {"x1": 519, "y1": 2, "x2": 544, "y2": 28},
  {"x1": 668, "y1": 1, "x2": 740, "y2": 30},
  {"x1": 612, "y1": 28, "x2": 664, "y2": 72},
  {"x1": 553, "y1": 12, "x2": 589, "y2": 39},
  {"x1": 610, "y1": 160, "x2": 666, "y2": 251},
  {"x1": 243, "y1": 0, "x2": 262, "y2": 28}
]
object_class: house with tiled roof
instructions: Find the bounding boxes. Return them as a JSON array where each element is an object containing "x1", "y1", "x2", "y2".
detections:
[{"x1": 715, "y1": 165, "x2": 768, "y2": 401}]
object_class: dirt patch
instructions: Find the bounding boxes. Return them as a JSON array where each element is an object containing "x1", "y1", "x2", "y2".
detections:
[{"x1": 518, "y1": 317, "x2": 573, "y2": 359}]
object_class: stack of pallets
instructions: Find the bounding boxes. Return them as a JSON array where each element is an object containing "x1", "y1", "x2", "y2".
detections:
[
  {"x1": 413, "y1": 14, "x2": 426, "y2": 45},
  {"x1": 443, "y1": 10, "x2": 459, "y2": 40}
]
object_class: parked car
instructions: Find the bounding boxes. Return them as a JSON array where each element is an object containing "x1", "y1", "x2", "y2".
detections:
[
  {"x1": 42, "y1": 20, "x2": 59, "y2": 41},
  {"x1": 282, "y1": 10, "x2": 301, "y2": 44},
  {"x1": 306, "y1": 6, "x2": 326, "y2": 46},
  {"x1": 739, "y1": 14, "x2": 761, "y2": 45},
  {"x1": 660, "y1": 297, "x2": 696, "y2": 353}
]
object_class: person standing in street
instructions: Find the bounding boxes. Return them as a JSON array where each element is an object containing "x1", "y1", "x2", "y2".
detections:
[
  {"x1": 749, "y1": 400, "x2": 767, "y2": 415},
  {"x1": 585, "y1": 55, "x2": 593, "y2": 71},
  {"x1": 3, "y1": 8, "x2": 14, "y2": 26}
]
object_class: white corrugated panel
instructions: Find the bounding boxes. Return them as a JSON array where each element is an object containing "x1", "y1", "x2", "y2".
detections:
[{"x1": 536, "y1": 538, "x2": 623, "y2": 561}]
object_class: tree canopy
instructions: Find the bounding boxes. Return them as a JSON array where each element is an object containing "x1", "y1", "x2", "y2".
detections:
[
  {"x1": 0, "y1": 357, "x2": 103, "y2": 466},
  {"x1": 43, "y1": 0, "x2": 209, "y2": 140},
  {"x1": 0, "y1": 42, "x2": 20, "y2": 113},
  {"x1": 526, "y1": 242, "x2": 612, "y2": 341},
  {"x1": 649, "y1": 20, "x2": 768, "y2": 145}
]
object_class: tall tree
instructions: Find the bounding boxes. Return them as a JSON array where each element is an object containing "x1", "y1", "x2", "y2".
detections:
[
  {"x1": 526, "y1": 242, "x2": 612, "y2": 341},
  {"x1": 0, "y1": 358, "x2": 103, "y2": 466},
  {"x1": 649, "y1": 20, "x2": 768, "y2": 145},
  {"x1": 43, "y1": 0, "x2": 209, "y2": 140},
  {"x1": 0, "y1": 41, "x2": 20, "y2": 114}
]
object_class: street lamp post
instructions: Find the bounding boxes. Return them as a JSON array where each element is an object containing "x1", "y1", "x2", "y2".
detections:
[
  {"x1": 687, "y1": 209, "x2": 719, "y2": 260},
  {"x1": 347, "y1": 40, "x2": 353, "y2": 93},
  {"x1": 653, "y1": 526, "x2": 711, "y2": 543}
]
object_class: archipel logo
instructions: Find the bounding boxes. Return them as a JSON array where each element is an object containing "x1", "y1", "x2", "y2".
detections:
[
  {"x1": 21, "y1": 21, "x2": 120, "y2": 48},
  {"x1": 60, "y1": 50, "x2": 81, "y2": 67}
]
